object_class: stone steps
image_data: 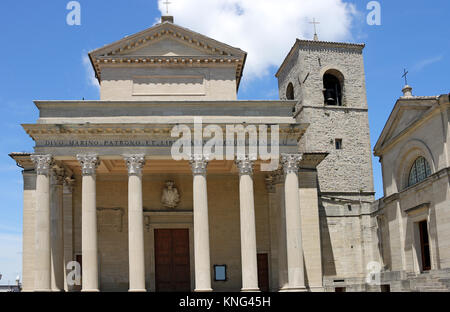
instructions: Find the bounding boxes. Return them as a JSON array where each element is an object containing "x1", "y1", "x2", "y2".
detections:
[{"x1": 408, "y1": 270, "x2": 450, "y2": 292}]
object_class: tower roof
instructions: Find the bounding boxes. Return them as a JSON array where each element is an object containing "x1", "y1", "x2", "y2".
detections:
[{"x1": 276, "y1": 39, "x2": 365, "y2": 78}]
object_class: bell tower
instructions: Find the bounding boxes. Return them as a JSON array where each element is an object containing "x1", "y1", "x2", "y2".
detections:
[
  {"x1": 276, "y1": 39, "x2": 374, "y2": 196},
  {"x1": 276, "y1": 39, "x2": 377, "y2": 282}
]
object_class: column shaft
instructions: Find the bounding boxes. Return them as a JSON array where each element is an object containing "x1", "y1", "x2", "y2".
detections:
[
  {"x1": 31, "y1": 155, "x2": 53, "y2": 292},
  {"x1": 282, "y1": 154, "x2": 306, "y2": 291},
  {"x1": 77, "y1": 154, "x2": 100, "y2": 292},
  {"x1": 35, "y1": 174, "x2": 51, "y2": 291},
  {"x1": 237, "y1": 159, "x2": 259, "y2": 291},
  {"x1": 190, "y1": 156, "x2": 212, "y2": 292},
  {"x1": 276, "y1": 183, "x2": 288, "y2": 289},
  {"x1": 125, "y1": 155, "x2": 146, "y2": 292},
  {"x1": 50, "y1": 167, "x2": 65, "y2": 291}
]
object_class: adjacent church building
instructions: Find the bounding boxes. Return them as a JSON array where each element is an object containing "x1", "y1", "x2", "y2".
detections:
[{"x1": 10, "y1": 15, "x2": 450, "y2": 292}]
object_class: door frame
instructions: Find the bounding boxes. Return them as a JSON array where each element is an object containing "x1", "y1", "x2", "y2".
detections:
[{"x1": 147, "y1": 221, "x2": 194, "y2": 292}]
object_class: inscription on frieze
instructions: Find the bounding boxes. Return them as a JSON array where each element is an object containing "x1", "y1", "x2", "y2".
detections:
[{"x1": 39, "y1": 140, "x2": 177, "y2": 148}]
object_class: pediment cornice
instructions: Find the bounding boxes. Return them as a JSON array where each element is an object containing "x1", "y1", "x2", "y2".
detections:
[
  {"x1": 89, "y1": 22, "x2": 247, "y2": 89},
  {"x1": 374, "y1": 97, "x2": 439, "y2": 156}
]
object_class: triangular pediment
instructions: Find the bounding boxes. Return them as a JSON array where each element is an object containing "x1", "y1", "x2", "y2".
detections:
[
  {"x1": 90, "y1": 21, "x2": 245, "y2": 59},
  {"x1": 374, "y1": 98, "x2": 436, "y2": 155},
  {"x1": 122, "y1": 37, "x2": 215, "y2": 57},
  {"x1": 385, "y1": 107, "x2": 429, "y2": 141},
  {"x1": 88, "y1": 21, "x2": 247, "y2": 89}
]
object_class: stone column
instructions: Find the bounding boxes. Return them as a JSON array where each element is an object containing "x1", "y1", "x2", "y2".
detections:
[
  {"x1": 124, "y1": 154, "x2": 146, "y2": 292},
  {"x1": 31, "y1": 154, "x2": 53, "y2": 292},
  {"x1": 236, "y1": 157, "x2": 259, "y2": 292},
  {"x1": 281, "y1": 154, "x2": 306, "y2": 291},
  {"x1": 189, "y1": 155, "x2": 212, "y2": 292},
  {"x1": 50, "y1": 165, "x2": 65, "y2": 291},
  {"x1": 63, "y1": 177, "x2": 75, "y2": 292},
  {"x1": 266, "y1": 169, "x2": 288, "y2": 290},
  {"x1": 77, "y1": 154, "x2": 100, "y2": 292}
]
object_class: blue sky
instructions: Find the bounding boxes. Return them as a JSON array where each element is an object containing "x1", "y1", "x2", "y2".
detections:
[{"x1": 0, "y1": 0, "x2": 448, "y2": 285}]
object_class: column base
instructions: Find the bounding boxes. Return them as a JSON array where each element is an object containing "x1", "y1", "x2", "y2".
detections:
[
  {"x1": 129, "y1": 289, "x2": 147, "y2": 292},
  {"x1": 81, "y1": 289, "x2": 100, "y2": 292},
  {"x1": 241, "y1": 288, "x2": 260, "y2": 292},
  {"x1": 309, "y1": 286, "x2": 324, "y2": 292},
  {"x1": 194, "y1": 288, "x2": 213, "y2": 292},
  {"x1": 279, "y1": 286, "x2": 308, "y2": 292}
]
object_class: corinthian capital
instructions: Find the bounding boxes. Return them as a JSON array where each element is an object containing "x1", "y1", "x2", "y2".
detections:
[
  {"x1": 31, "y1": 154, "x2": 53, "y2": 176},
  {"x1": 77, "y1": 154, "x2": 100, "y2": 176},
  {"x1": 281, "y1": 154, "x2": 302, "y2": 175},
  {"x1": 189, "y1": 154, "x2": 209, "y2": 176},
  {"x1": 235, "y1": 156, "x2": 255, "y2": 176},
  {"x1": 124, "y1": 154, "x2": 146, "y2": 176}
]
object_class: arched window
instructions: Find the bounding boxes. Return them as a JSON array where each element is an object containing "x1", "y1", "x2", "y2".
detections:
[
  {"x1": 286, "y1": 83, "x2": 294, "y2": 100},
  {"x1": 323, "y1": 73, "x2": 343, "y2": 106},
  {"x1": 408, "y1": 157, "x2": 432, "y2": 187}
]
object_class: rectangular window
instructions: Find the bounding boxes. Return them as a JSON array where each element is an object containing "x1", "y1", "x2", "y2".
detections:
[
  {"x1": 335, "y1": 287, "x2": 346, "y2": 292},
  {"x1": 214, "y1": 265, "x2": 227, "y2": 281},
  {"x1": 335, "y1": 139, "x2": 343, "y2": 150}
]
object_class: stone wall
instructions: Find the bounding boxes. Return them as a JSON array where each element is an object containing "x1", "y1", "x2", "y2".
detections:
[{"x1": 100, "y1": 66, "x2": 237, "y2": 101}]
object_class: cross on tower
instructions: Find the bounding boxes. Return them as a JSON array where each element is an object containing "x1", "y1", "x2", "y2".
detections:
[
  {"x1": 310, "y1": 18, "x2": 320, "y2": 40},
  {"x1": 402, "y1": 68, "x2": 409, "y2": 86},
  {"x1": 163, "y1": 0, "x2": 172, "y2": 15}
]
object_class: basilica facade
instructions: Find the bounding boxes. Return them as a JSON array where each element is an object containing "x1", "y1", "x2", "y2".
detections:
[{"x1": 10, "y1": 15, "x2": 450, "y2": 292}]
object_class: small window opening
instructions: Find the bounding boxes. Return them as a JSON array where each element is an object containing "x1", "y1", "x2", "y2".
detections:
[
  {"x1": 286, "y1": 83, "x2": 295, "y2": 100},
  {"x1": 335, "y1": 139, "x2": 343, "y2": 150}
]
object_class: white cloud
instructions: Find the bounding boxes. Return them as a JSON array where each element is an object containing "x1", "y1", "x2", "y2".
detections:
[
  {"x1": 412, "y1": 55, "x2": 444, "y2": 72},
  {"x1": 82, "y1": 54, "x2": 100, "y2": 90},
  {"x1": 157, "y1": 0, "x2": 358, "y2": 80}
]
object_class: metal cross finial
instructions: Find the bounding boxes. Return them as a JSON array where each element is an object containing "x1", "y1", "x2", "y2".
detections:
[
  {"x1": 310, "y1": 18, "x2": 320, "y2": 37},
  {"x1": 402, "y1": 68, "x2": 409, "y2": 85},
  {"x1": 163, "y1": 0, "x2": 172, "y2": 15}
]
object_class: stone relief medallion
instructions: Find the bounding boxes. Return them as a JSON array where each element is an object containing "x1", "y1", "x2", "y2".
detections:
[{"x1": 161, "y1": 181, "x2": 180, "y2": 209}]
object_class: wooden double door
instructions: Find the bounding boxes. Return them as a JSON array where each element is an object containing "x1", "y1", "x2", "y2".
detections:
[{"x1": 154, "y1": 229, "x2": 191, "y2": 292}]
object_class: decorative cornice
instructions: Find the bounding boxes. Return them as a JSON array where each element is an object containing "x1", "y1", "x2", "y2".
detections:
[
  {"x1": 124, "y1": 154, "x2": 146, "y2": 176},
  {"x1": 189, "y1": 154, "x2": 209, "y2": 176},
  {"x1": 235, "y1": 156, "x2": 255, "y2": 176},
  {"x1": 77, "y1": 154, "x2": 100, "y2": 176},
  {"x1": 23, "y1": 123, "x2": 304, "y2": 138},
  {"x1": 281, "y1": 154, "x2": 302, "y2": 175},
  {"x1": 30, "y1": 154, "x2": 53, "y2": 176},
  {"x1": 404, "y1": 203, "x2": 430, "y2": 215}
]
